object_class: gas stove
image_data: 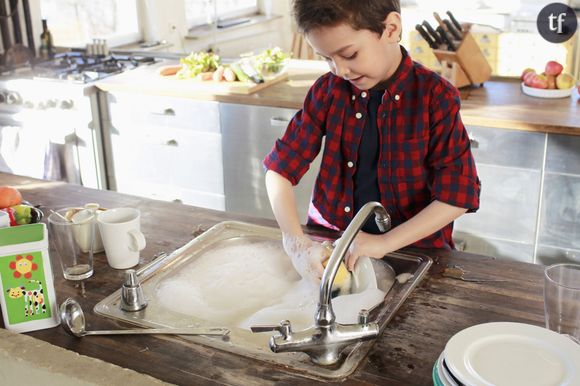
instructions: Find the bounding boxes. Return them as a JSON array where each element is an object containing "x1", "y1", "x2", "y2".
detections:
[
  {"x1": 0, "y1": 51, "x2": 155, "y2": 190},
  {"x1": 32, "y1": 51, "x2": 157, "y2": 83}
]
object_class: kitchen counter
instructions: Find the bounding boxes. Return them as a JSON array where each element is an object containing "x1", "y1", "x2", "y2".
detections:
[
  {"x1": 0, "y1": 172, "x2": 548, "y2": 385},
  {"x1": 96, "y1": 59, "x2": 580, "y2": 135}
]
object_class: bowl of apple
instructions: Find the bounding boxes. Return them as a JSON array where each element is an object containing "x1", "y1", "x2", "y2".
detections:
[{"x1": 521, "y1": 60, "x2": 576, "y2": 99}]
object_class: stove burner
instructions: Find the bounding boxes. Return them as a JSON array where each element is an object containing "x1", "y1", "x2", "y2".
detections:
[{"x1": 32, "y1": 52, "x2": 156, "y2": 83}]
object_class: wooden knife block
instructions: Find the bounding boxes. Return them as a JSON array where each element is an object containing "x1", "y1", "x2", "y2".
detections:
[{"x1": 432, "y1": 32, "x2": 492, "y2": 88}]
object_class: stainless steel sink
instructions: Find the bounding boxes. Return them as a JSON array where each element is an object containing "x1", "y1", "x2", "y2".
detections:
[{"x1": 95, "y1": 221, "x2": 432, "y2": 381}]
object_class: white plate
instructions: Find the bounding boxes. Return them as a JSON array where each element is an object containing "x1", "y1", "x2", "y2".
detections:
[
  {"x1": 437, "y1": 352, "x2": 459, "y2": 386},
  {"x1": 521, "y1": 82, "x2": 574, "y2": 98},
  {"x1": 444, "y1": 322, "x2": 580, "y2": 386}
]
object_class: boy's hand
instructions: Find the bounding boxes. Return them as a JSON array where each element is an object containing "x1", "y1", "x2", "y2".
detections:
[
  {"x1": 344, "y1": 232, "x2": 389, "y2": 271},
  {"x1": 283, "y1": 233, "x2": 331, "y2": 283}
]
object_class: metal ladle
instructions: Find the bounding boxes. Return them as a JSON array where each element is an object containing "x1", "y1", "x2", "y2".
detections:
[{"x1": 59, "y1": 298, "x2": 230, "y2": 337}]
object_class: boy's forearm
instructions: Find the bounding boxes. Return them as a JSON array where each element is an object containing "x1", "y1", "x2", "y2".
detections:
[
  {"x1": 265, "y1": 170, "x2": 304, "y2": 236},
  {"x1": 381, "y1": 200, "x2": 467, "y2": 252}
]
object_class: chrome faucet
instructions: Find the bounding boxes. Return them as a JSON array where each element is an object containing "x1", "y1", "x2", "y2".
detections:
[{"x1": 251, "y1": 201, "x2": 391, "y2": 365}]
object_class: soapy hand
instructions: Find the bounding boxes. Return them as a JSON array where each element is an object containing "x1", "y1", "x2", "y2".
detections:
[
  {"x1": 343, "y1": 232, "x2": 390, "y2": 271},
  {"x1": 283, "y1": 233, "x2": 331, "y2": 283}
]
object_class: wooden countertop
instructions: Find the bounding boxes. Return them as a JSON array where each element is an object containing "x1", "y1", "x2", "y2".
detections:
[
  {"x1": 0, "y1": 173, "x2": 548, "y2": 386},
  {"x1": 96, "y1": 59, "x2": 580, "y2": 135}
]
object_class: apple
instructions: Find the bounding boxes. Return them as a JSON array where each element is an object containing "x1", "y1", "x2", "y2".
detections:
[
  {"x1": 529, "y1": 74, "x2": 548, "y2": 89},
  {"x1": 556, "y1": 73, "x2": 575, "y2": 89},
  {"x1": 523, "y1": 70, "x2": 537, "y2": 86},
  {"x1": 520, "y1": 67, "x2": 535, "y2": 81},
  {"x1": 546, "y1": 74, "x2": 557, "y2": 89},
  {"x1": 545, "y1": 61, "x2": 564, "y2": 76}
]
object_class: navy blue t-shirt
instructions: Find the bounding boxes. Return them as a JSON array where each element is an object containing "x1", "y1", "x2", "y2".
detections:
[{"x1": 353, "y1": 89, "x2": 384, "y2": 234}]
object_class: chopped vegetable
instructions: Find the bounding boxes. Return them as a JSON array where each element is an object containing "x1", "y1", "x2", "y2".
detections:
[
  {"x1": 177, "y1": 52, "x2": 221, "y2": 79},
  {"x1": 229, "y1": 62, "x2": 251, "y2": 82}
]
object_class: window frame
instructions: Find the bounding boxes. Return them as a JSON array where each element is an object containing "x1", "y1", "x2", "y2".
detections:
[
  {"x1": 39, "y1": 0, "x2": 142, "y2": 48},
  {"x1": 186, "y1": 0, "x2": 259, "y2": 28}
]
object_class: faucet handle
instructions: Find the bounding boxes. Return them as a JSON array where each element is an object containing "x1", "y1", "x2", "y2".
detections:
[{"x1": 250, "y1": 320, "x2": 292, "y2": 338}]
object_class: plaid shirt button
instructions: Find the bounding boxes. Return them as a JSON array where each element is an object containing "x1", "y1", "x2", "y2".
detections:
[
  {"x1": 361, "y1": 92, "x2": 367, "y2": 98},
  {"x1": 355, "y1": 112, "x2": 362, "y2": 119},
  {"x1": 347, "y1": 161, "x2": 354, "y2": 168},
  {"x1": 344, "y1": 206, "x2": 351, "y2": 213},
  {"x1": 394, "y1": 94, "x2": 400, "y2": 101},
  {"x1": 351, "y1": 95, "x2": 356, "y2": 101}
]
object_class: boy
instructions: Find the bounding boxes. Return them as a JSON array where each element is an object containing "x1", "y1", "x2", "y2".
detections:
[{"x1": 263, "y1": 0, "x2": 480, "y2": 282}]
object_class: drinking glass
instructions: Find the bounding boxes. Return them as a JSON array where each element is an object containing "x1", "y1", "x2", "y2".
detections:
[
  {"x1": 544, "y1": 263, "x2": 580, "y2": 344},
  {"x1": 48, "y1": 208, "x2": 95, "y2": 280}
]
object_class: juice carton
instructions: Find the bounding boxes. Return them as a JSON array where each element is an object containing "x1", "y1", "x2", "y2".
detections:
[{"x1": 0, "y1": 223, "x2": 60, "y2": 332}]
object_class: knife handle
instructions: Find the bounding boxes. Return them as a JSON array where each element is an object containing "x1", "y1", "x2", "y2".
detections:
[
  {"x1": 443, "y1": 19, "x2": 462, "y2": 41},
  {"x1": 436, "y1": 26, "x2": 456, "y2": 51},
  {"x1": 433, "y1": 12, "x2": 445, "y2": 29},
  {"x1": 421, "y1": 21, "x2": 442, "y2": 45},
  {"x1": 415, "y1": 24, "x2": 437, "y2": 49},
  {"x1": 446, "y1": 11, "x2": 463, "y2": 32}
]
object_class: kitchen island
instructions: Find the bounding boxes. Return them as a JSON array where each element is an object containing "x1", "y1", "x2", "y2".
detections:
[{"x1": 0, "y1": 172, "x2": 547, "y2": 385}]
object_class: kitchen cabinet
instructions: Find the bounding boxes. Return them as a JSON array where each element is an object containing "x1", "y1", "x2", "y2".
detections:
[
  {"x1": 536, "y1": 134, "x2": 580, "y2": 265},
  {"x1": 102, "y1": 92, "x2": 225, "y2": 210},
  {"x1": 408, "y1": 30, "x2": 441, "y2": 73},
  {"x1": 453, "y1": 126, "x2": 544, "y2": 263},
  {"x1": 219, "y1": 103, "x2": 321, "y2": 221},
  {"x1": 454, "y1": 127, "x2": 580, "y2": 265}
]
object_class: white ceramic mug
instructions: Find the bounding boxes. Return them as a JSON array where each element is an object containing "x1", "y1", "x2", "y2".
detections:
[{"x1": 97, "y1": 208, "x2": 146, "y2": 269}]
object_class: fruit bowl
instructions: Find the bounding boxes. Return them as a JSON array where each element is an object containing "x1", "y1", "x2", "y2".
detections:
[{"x1": 521, "y1": 83, "x2": 574, "y2": 99}]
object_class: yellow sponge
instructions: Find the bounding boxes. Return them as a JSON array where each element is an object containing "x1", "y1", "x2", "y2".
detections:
[{"x1": 323, "y1": 258, "x2": 352, "y2": 297}]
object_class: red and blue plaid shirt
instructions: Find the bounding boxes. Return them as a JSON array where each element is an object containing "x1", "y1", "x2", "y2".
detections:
[{"x1": 263, "y1": 48, "x2": 480, "y2": 249}]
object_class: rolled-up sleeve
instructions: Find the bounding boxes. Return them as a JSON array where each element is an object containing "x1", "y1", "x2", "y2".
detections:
[
  {"x1": 263, "y1": 75, "x2": 329, "y2": 185},
  {"x1": 427, "y1": 86, "x2": 481, "y2": 212}
]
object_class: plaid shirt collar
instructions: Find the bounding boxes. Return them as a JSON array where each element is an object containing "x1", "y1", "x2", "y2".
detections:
[{"x1": 348, "y1": 46, "x2": 413, "y2": 104}]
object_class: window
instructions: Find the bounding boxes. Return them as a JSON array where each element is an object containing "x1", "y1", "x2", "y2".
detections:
[
  {"x1": 40, "y1": 0, "x2": 140, "y2": 48},
  {"x1": 185, "y1": 0, "x2": 259, "y2": 27}
]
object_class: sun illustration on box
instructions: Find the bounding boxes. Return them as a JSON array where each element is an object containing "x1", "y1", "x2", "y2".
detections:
[{"x1": 8, "y1": 255, "x2": 38, "y2": 279}]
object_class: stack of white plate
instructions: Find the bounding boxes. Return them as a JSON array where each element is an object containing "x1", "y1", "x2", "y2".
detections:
[{"x1": 432, "y1": 322, "x2": 580, "y2": 386}]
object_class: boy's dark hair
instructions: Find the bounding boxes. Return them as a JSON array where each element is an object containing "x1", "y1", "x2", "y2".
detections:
[{"x1": 293, "y1": 0, "x2": 401, "y2": 35}]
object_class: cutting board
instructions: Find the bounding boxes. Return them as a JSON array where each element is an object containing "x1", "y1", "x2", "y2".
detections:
[{"x1": 158, "y1": 66, "x2": 289, "y2": 94}]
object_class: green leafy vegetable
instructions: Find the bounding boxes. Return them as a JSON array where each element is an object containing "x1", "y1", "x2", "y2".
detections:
[
  {"x1": 177, "y1": 52, "x2": 221, "y2": 79},
  {"x1": 252, "y1": 47, "x2": 291, "y2": 76}
]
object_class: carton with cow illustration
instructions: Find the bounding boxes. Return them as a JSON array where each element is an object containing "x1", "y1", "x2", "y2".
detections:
[{"x1": 0, "y1": 223, "x2": 60, "y2": 332}]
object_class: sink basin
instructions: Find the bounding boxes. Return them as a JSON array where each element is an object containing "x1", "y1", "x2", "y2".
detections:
[{"x1": 95, "y1": 221, "x2": 432, "y2": 381}]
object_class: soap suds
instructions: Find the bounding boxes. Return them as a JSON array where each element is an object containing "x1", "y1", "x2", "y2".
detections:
[{"x1": 156, "y1": 239, "x2": 389, "y2": 331}]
